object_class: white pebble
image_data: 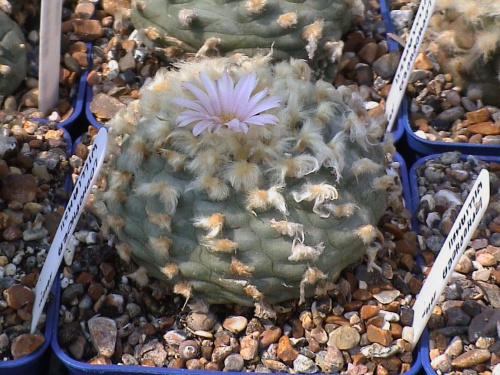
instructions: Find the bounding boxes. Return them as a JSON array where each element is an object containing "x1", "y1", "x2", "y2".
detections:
[
  {"x1": 61, "y1": 277, "x2": 70, "y2": 289},
  {"x1": 28, "y1": 30, "x2": 39, "y2": 44},
  {"x1": 86, "y1": 232, "x2": 98, "y2": 244},
  {"x1": 402, "y1": 326, "x2": 413, "y2": 344},
  {"x1": 4, "y1": 264, "x2": 16, "y2": 276},
  {"x1": 12, "y1": 253, "x2": 23, "y2": 265},
  {"x1": 414, "y1": 130, "x2": 427, "y2": 139},
  {"x1": 105, "y1": 60, "x2": 120, "y2": 80},
  {"x1": 0, "y1": 267, "x2": 4, "y2": 279},
  {"x1": 48, "y1": 111, "x2": 61, "y2": 122}
]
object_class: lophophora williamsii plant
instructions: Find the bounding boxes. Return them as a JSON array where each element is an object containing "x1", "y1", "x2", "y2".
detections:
[
  {"x1": 131, "y1": 0, "x2": 364, "y2": 72},
  {"x1": 94, "y1": 54, "x2": 394, "y2": 315},
  {"x1": 0, "y1": 10, "x2": 27, "y2": 101},
  {"x1": 427, "y1": 0, "x2": 500, "y2": 105}
]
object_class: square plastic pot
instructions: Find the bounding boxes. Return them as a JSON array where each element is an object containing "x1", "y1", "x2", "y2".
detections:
[
  {"x1": 51, "y1": 146, "x2": 422, "y2": 374},
  {"x1": 404, "y1": 109, "x2": 500, "y2": 157},
  {"x1": 409, "y1": 153, "x2": 500, "y2": 375}
]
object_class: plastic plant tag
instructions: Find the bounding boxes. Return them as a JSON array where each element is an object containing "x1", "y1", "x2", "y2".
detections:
[
  {"x1": 411, "y1": 168, "x2": 490, "y2": 348},
  {"x1": 38, "y1": 0, "x2": 63, "y2": 114},
  {"x1": 384, "y1": 0, "x2": 438, "y2": 132},
  {"x1": 31, "y1": 128, "x2": 108, "y2": 334}
]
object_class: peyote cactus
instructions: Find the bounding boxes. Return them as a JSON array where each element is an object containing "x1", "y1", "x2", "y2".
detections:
[
  {"x1": 0, "y1": 10, "x2": 27, "y2": 102},
  {"x1": 131, "y1": 0, "x2": 363, "y2": 63},
  {"x1": 97, "y1": 55, "x2": 393, "y2": 309},
  {"x1": 427, "y1": 0, "x2": 500, "y2": 105}
]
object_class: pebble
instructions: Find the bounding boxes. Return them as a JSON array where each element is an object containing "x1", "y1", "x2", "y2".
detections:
[
  {"x1": 328, "y1": 326, "x2": 360, "y2": 350},
  {"x1": 293, "y1": 354, "x2": 319, "y2": 373},
  {"x1": 451, "y1": 349, "x2": 491, "y2": 368},
  {"x1": 222, "y1": 316, "x2": 248, "y2": 334},
  {"x1": 10, "y1": 334, "x2": 45, "y2": 360},
  {"x1": 88, "y1": 316, "x2": 117, "y2": 357}
]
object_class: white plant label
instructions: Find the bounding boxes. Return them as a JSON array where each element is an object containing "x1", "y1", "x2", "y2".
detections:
[
  {"x1": 31, "y1": 128, "x2": 108, "y2": 334},
  {"x1": 39, "y1": 0, "x2": 63, "y2": 114},
  {"x1": 411, "y1": 169, "x2": 490, "y2": 348},
  {"x1": 385, "y1": 0, "x2": 438, "y2": 132}
]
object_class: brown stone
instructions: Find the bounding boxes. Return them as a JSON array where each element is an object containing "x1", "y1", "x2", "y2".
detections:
[
  {"x1": 366, "y1": 325, "x2": 393, "y2": 346},
  {"x1": 90, "y1": 92, "x2": 126, "y2": 120},
  {"x1": 73, "y1": 19, "x2": 104, "y2": 42},
  {"x1": 11, "y1": 334, "x2": 44, "y2": 359},
  {"x1": 413, "y1": 51, "x2": 434, "y2": 70},
  {"x1": 466, "y1": 107, "x2": 491, "y2": 124},
  {"x1": 259, "y1": 326, "x2": 281, "y2": 348},
  {"x1": 468, "y1": 121, "x2": 500, "y2": 135},
  {"x1": 0, "y1": 174, "x2": 38, "y2": 204},
  {"x1": 394, "y1": 239, "x2": 418, "y2": 257},
  {"x1": 360, "y1": 305, "x2": 380, "y2": 320},
  {"x1": 277, "y1": 335, "x2": 298, "y2": 362},
  {"x1": 324, "y1": 314, "x2": 350, "y2": 325},
  {"x1": 451, "y1": 349, "x2": 491, "y2": 368},
  {"x1": 352, "y1": 289, "x2": 373, "y2": 301},
  {"x1": 343, "y1": 300, "x2": 363, "y2": 311},
  {"x1": 469, "y1": 133, "x2": 483, "y2": 143},
  {"x1": 3, "y1": 226, "x2": 23, "y2": 241},
  {"x1": 390, "y1": 323, "x2": 403, "y2": 339},
  {"x1": 476, "y1": 252, "x2": 497, "y2": 267},
  {"x1": 358, "y1": 42, "x2": 378, "y2": 64}
]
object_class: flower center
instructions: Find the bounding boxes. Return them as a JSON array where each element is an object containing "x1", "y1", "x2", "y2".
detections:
[{"x1": 218, "y1": 112, "x2": 237, "y2": 124}]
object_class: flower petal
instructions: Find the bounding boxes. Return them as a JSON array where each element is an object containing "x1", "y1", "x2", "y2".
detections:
[
  {"x1": 193, "y1": 120, "x2": 217, "y2": 136},
  {"x1": 232, "y1": 72, "x2": 258, "y2": 114},
  {"x1": 243, "y1": 92, "x2": 281, "y2": 119},
  {"x1": 245, "y1": 114, "x2": 279, "y2": 126},
  {"x1": 183, "y1": 82, "x2": 216, "y2": 116},
  {"x1": 225, "y1": 118, "x2": 248, "y2": 133},
  {"x1": 177, "y1": 110, "x2": 211, "y2": 127},
  {"x1": 216, "y1": 70, "x2": 234, "y2": 113},
  {"x1": 172, "y1": 97, "x2": 210, "y2": 114},
  {"x1": 199, "y1": 72, "x2": 222, "y2": 115}
]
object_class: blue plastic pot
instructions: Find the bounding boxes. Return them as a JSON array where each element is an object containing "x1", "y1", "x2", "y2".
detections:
[
  {"x1": 51, "y1": 148, "x2": 422, "y2": 374},
  {"x1": 404, "y1": 110, "x2": 500, "y2": 157},
  {"x1": 84, "y1": 0, "x2": 405, "y2": 143},
  {"x1": 0, "y1": 253, "x2": 60, "y2": 375},
  {"x1": 409, "y1": 153, "x2": 500, "y2": 375}
]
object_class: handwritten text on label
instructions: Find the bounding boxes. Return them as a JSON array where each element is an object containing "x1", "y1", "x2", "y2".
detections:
[
  {"x1": 411, "y1": 169, "x2": 490, "y2": 348},
  {"x1": 385, "y1": 0, "x2": 438, "y2": 132}
]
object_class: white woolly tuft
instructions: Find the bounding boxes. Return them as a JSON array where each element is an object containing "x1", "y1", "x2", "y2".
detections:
[
  {"x1": 193, "y1": 213, "x2": 225, "y2": 239},
  {"x1": 148, "y1": 236, "x2": 172, "y2": 259},
  {"x1": 134, "y1": 182, "x2": 180, "y2": 215},
  {"x1": 186, "y1": 175, "x2": 230, "y2": 201},
  {"x1": 230, "y1": 258, "x2": 254, "y2": 277},
  {"x1": 127, "y1": 266, "x2": 150, "y2": 287},
  {"x1": 372, "y1": 175, "x2": 397, "y2": 190},
  {"x1": 299, "y1": 267, "x2": 327, "y2": 304},
  {"x1": 159, "y1": 149, "x2": 186, "y2": 172},
  {"x1": 108, "y1": 215, "x2": 126, "y2": 229},
  {"x1": 160, "y1": 263, "x2": 179, "y2": 280},
  {"x1": 321, "y1": 203, "x2": 358, "y2": 218},
  {"x1": 269, "y1": 219, "x2": 304, "y2": 241},
  {"x1": 173, "y1": 281, "x2": 192, "y2": 300},
  {"x1": 268, "y1": 154, "x2": 319, "y2": 185},
  {"x1": 277, "y1": 12, "x2": 298, "y2": 28},
  {"x1": 224, "y1": 161, "x2": 262, "y2": 192},
  {"x1": 289, "y1": 240, "x2": 324, "y2": 262},
  {"x1": 109, "y1": 170, "x2": 133, "y2": 190},
  {"x1": 246, "y1": 187, "x2": 288, "y2": 215},
  {"x1": 146, "y1": 207, "x2": 172, "y2": 232},
  {"x1": 244, "y1": 0, "x2": 266, "y2": 13},
  {"x1": 351, "y1": 158, "x2": 382, "y2": 180},
  {"x1": 187, "y1": 149, "x2": 227, "y2": 176},
  {"x1": 302, "y1": 20, "x2": 324, "y2": 59},
  {"x1": 128, "y1": 137, "x2": 151, "y2": 166},
  {"x1": 116, "y1": 242, "x2": 132, "y2": 263},
  {"x1": 354, "y1": 224, "x2": 377, "y2": 245},
  {"x1": 204, "y1": 238, "x2": 238, "y2": 253},
  {"x1": 292, "y1": 182, "x2": 339, "y2": 216}
]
